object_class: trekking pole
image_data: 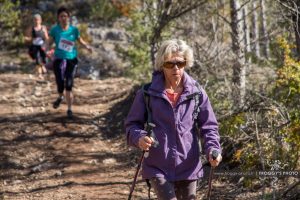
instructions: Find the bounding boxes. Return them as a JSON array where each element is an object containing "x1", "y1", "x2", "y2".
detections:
[
  {"x1": 128, "y1": 123, "x2": 158, "y2": 200},
  {"x1": 207, "y1": 150, "x2": 219, "y2": 200},
  {"x1": 128, "y1": 150, "x2": 146, "y2": 200}
]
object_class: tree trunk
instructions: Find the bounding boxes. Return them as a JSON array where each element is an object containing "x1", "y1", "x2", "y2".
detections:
[
  {"x1": 243, "y1": 4, "x2": 251, "y2": 63},
  {"x1": 212, "y1": 14, "x2": 220, "y2": 64},
  {"x1": 149, "y1": 0, "x2": 172, "y2": 67},
  {"x1": 260, "y1": 0, "x2": 270, "y2": 58},
  {"x1": 230, "y1": 0, "x2": 246, "y2": 107},
  {"x1": 293, "y1": 1, "x2": 300, "y2": 59},
  {"x1": 251, "y1": 0, "x2": 260, "y2": 58},
  {"x1": 295, "y1": 22, "x2": 300, "y2": 59}
]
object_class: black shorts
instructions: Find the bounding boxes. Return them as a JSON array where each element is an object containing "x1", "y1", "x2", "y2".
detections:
[{"x1": 28, "y1": 45, "x2": 46, "y2": 65}]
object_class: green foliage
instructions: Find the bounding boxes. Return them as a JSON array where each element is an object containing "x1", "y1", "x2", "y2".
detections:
[
  {"x1": 119, "y1": 8, "x2": 153, "y2": 82},
  {"x1": 0, "y1": 0, "x2": 22, "y2": 48},
  {"x1": 90, "y1": 0, "x2": 122, "y2": 24},
  {"x1": 76, "y1": 23, "x2": 93, "y2": 55},
  {"x1": 118, "y1": 1, "x2": 174, "y2": 82},
  {"x1": 276, "y1": 37, "x2": 300, "y2": 101},
  {"x1": 219, "y1": 113, "x2": 246, "y2": 138},
  {"x1": 41, "y1": 11, "x2": 57, "y2": 27},
  {"x1": 217, "y1": 38, "x2": 300, "y2": 178},
  {"x1": 275, "y1": 37, "x2": 300, "y2": 169},
  {"x1": 0, "y1": 0, "x2": 20, "y2": 29},
  {"x1": 281, "y1": 115, "x2": 300, "y2": 168},
  {"x1": 77, "y1": 23, "x2": 92, "y2": 43}
]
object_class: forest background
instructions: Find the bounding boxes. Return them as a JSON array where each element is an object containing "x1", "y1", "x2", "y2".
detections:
[{"x1": 0, "y1": 0, "x2": 299, "y2": 199}]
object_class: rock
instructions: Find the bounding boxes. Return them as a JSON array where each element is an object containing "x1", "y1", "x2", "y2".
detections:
[
  {"x1": 105, "y1": 31, "x2": 123, "y2": 41},
  {"x1": 28, "y1": 107, "x2": 34, "y2": 113},
  {"x1": 34, "y1": 90, "x2": 42, "y2": 97},
  {"x1": 31, "y1": 162, "x2": 53, "y2": 173},
  {"x1": 77, "y1": 65, "x2": 100, "y2": 80},
  {"x1": 70, "y1": 16, "x2": 78, "y2": 27},
  {"x1": 84, "y1": 159, "x2": 98, "y2": 165},
  {"x1": 37, "y1": 2, "x2": 47, "y2": 11},
  {"x1": 37, "y1": 1, "x2": 55, "y2": 12},
  {"x1": 13, "y1": 180, "x2": 22, "y2": 184},
  {"x1": 55, "y1": 171, "x2": 63, "y2": 177},
  {"x1": 38, "y1": 156, "x2": 45, "y2": 162},
  {"x1": 102, "y1": 158, "x2": 116, "y2": 165},
  {"x1": 88, "y1": 69, "x2": 100, "y2": 80},
  {"x1": 18, "y1": 82, "x2": 24, "y2": 89},
  {"x1": 0, "y1": 63, "x2": 21, "y2": 72}
]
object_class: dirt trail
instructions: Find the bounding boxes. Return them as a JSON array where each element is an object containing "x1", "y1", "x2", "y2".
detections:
[
  {"x1": 0, "y1": 73, "x2": 294, "y2": 200},
  {"x1": 0, "y1": 73, "x2": 151, "y2": 200}
]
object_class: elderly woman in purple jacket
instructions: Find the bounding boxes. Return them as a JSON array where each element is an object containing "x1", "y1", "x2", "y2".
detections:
[{"x1": 125, "y1": 39, "x2": 222, "y2": 200}]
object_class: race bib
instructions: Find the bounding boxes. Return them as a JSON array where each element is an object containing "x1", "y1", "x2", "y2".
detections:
[
  {"x1": 32, "y1": 37, "x2": 44, "y2": 46},
  {"x1": 58, "y1": 38, "x2": 75, "y2": 52}
]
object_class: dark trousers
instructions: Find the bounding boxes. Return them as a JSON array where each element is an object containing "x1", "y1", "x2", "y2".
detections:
[
  {"x1": 53, "y1": 58, "x2": 78, "y2": 94},
  {"x1": 150, "y1": 177, "x2": 197, "y2": 200}
]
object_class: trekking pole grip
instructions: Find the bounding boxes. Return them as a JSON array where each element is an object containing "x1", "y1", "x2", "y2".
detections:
[
  {"x1": 147, "y1": 123, "x2": 159, "y2": 148},
  {"x1": 207, "y1": 150, "x2": 219, "y2": 200},
  {"x1": 212, "y1": 150, "x2": 219, "y2": 160}
]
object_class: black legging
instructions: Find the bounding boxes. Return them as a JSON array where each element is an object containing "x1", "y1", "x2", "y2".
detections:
[{"x1": 53, "y1": 58, "x2": 78, "y2": 94}]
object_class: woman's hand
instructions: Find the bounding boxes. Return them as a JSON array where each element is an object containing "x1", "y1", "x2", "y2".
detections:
[
  {"x1": 209, "y1": 151, "x2": 222, "y2": 167},
  {"x1": 85, "y1": 45, "x2": 93, "y2": 53},
  {"x1": 78, "y1": 37, "x2": 93, "y2": 53},
  {"x1": 138, "y1": 136, "x2": 153, "y2": 151}
]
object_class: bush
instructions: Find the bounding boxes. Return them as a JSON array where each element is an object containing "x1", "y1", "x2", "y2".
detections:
[
  {"x1": 90, "y1": 0, "x2": 122, "y2": 25},
  {"x1": 0, "y1": 0, "x2": 22, "y2": 49},
  {"x1": 118, "y1": 9, "x2": 153, "y2": 82},
  {"x1": 275, "y1": 37, "x2": 300, "y2": 169}
]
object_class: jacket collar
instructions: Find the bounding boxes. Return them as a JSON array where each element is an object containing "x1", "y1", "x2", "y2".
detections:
[{"x1": 148, "y1": 71, "x2": 200, "y2": 99}]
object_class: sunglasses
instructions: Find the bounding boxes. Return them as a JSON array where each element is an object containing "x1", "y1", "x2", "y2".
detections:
[{"x1": 163, "y1": 60, "x2": 186, "y2": 69}]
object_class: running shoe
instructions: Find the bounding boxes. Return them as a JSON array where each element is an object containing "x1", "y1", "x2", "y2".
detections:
[
  {"x1": 67, "y1": 109, "x2": 73, "y2": 119},
  {"x1": 53, "y1": 97, "x2": 63, "y2": 109}
]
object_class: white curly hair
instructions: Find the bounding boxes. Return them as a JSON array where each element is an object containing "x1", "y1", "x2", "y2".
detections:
[{"x1": 154, "y1": 39, "x2": 194, "y2": 71}]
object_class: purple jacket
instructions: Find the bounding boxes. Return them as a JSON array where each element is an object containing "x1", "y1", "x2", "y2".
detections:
[{"x1": 125, "y1": 71, "x2": 221, "y2": 181}]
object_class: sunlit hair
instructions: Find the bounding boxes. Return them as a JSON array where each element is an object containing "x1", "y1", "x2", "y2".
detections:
[
  {"x1": 154, "y1": 39, "x2": 194, "y2": 71},
  {"x1": 33, "y1": 13, "x2": 41, "y2": 19}
]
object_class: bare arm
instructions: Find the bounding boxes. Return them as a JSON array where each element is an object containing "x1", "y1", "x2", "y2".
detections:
[
  {"x1": 42, "y1": 25, "x2": 49, "y2": 41},
  {"x1": 46, "y1": 36, "x2": 54, "y2": 55},
  {"x1": 78, "y1": 36, "x2": 92, "y2": 53}
]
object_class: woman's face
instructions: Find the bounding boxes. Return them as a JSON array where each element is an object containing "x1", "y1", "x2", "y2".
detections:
[
  {"x1": 33, "y1": 17, "x2": 42, "y2": 26},
  {"x1": 162, "y1": 54, "x2": 186, "y2": 83},
  {"x1": 58, "y1": 11, "x2": 69, "y2": 26}
]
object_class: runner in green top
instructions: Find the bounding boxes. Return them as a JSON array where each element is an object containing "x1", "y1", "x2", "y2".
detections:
[
  {"x1": 48, "y1": 6, "x2": 92, "y2": 118},
  {"x1": 50, "y1": 24, "x2": 79, "y2": 59}
]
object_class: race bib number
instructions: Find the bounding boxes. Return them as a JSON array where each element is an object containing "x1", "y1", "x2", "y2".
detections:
[
  {"x1": 58, "y1": 38, "x2": 75, "y2": 52},
  {"x1": 32, "y1": 37, "x2": 44, "y2": 46}
]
